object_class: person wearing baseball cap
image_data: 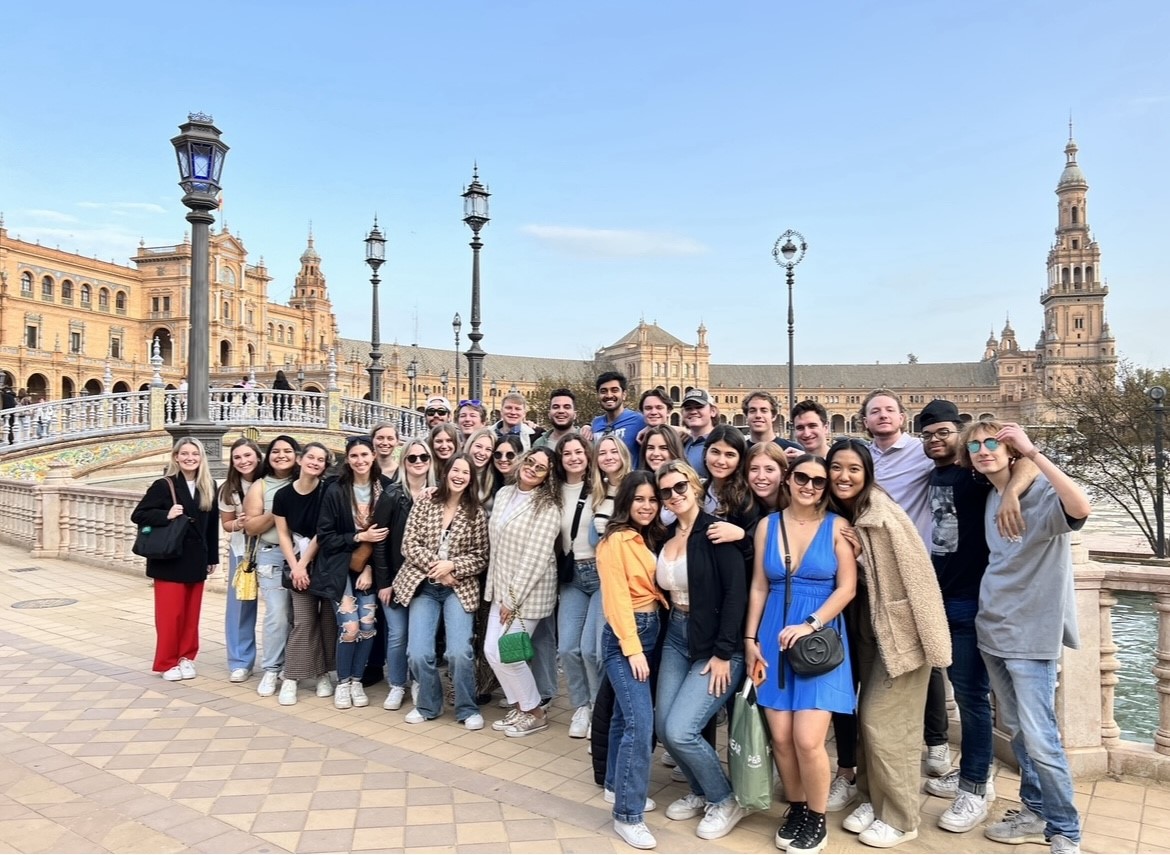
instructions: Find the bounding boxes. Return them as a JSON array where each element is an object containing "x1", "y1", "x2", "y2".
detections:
[
  {"x1": 424, "y1": 396, "x2": 453, "y2": 430},
  {"x1": 681, "y1": 389, "x2": 716, "y2": 478}
]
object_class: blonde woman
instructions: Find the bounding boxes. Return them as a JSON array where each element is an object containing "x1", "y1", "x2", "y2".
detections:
[{"x1": 371, "y1": 422, "x2": 400, "y2": 479}]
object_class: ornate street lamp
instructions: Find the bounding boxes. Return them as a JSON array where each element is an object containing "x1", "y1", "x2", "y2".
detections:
[
  {"x1": 170, "y1": 112, "x2": 229, "y2": 463},
  {"x1": 462, "y1": 166, "x2": 490, "y2": 401},
  {"x1": 406, "y1": 358, "x2": 418, "y2": 411},
  {"x1": 452, "y1": 312, "x2": 462, "y2": 400},
  {"x1": 772, "y1": 230, "x2": 807, "y2": 437},
  {"x1": 365, "y1": 217, "x2": 386, "y2": 402},
  {"x1": 1151, "y1": 385, "x2": 1167, "y2": 559}
]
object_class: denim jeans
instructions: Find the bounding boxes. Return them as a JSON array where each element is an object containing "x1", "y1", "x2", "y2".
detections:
[
  {"x1": 224, "y1": 550, "x2": 257, "y2": 671},
  {"x1": 558, "y1": 560, "x2": 603, "y2": 709},
  {"x1": 531, "y1": 613, "x2": 559, "y2": 701},
  {"x1": 406, "y1": 583, "x2": 478, "y2": 721},
  {"x1": 982, "y1": 653, "x2": 1081, "y2": 841},
  {"x1": 332, "y1": 574, "x2": 377, "y2": 682},
  {"x1": 603, "y1": 612, "x2": 660, "y2": 825},
  {"x1": 946, "y1": 598, "x2": 993, "y2": 794},
  {"x1": 257, "y1": 546, "x2": 291, "y2": 674},
  {"x1": 655, "y1": 609, "x2": 743, "y2": 805},
  {"x1": 380, "y1": 601, "x2": 409, "y2": 688}
]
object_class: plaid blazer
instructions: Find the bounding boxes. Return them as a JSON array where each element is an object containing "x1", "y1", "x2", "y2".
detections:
[
  {"x1": 484, "y1": 486, "x2": 561, "y2": 620},
  {"x1": 393, "y1": 497, "x2": 489, "y2": 614}
]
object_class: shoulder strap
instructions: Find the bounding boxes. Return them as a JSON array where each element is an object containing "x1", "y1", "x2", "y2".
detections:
[
  {"x1": 568, "y1": 492, "x2": 588, "y2": 541},
  {"x1": 779, "y1": 513, "x2": 793, "y2": 616},
  {"x1": 166, "y1": 476, "x2": 179, "y2": 506}
]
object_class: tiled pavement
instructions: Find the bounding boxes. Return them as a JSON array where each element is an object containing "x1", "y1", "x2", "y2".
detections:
[{"x1": 2, "y1": 547, "x2": 1169, "y2": 854}]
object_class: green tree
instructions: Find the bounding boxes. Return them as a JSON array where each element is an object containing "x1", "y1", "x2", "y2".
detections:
[
  {"x1": 1039, "y1": 359, "x2": 1170, "y2": 555},
  {"x1": 527, "y1": 356, "x2": 625, "y2": 429}
]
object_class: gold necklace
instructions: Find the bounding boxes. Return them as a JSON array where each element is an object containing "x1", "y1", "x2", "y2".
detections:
[{"x1": 785, "y1": 510, "x2": 820, "y2": 526}]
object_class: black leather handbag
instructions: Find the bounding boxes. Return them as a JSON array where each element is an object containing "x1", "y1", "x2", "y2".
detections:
[{"x1": 778, "y1": 515, "x2": 845, "y2": 678}]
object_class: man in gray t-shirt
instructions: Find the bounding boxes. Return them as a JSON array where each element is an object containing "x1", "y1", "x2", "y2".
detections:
[{"x1": 965, "y1": 421, "x2": 1090, "y2": 853}]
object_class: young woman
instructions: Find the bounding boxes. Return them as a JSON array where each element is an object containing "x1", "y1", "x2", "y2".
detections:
[
  {"x1": 654, "y1": 461, "x2": 749, "y2": 841},
  {"x1": 371, "y1": 422, "x2": 400, "y2": 480},
  {"x1": 591, "y1": 435, "x2": 632, "y2": 539},
  {"x1": 465, "y1": 427, "x2": 498, "y2": 508},
  {"x1": 457, "y1": 400, "x2": 488, "y2": 439},
  {"x1": 554, "y1": 433, "x2": 602, "y2": 738},
  {"x1": 314, "y1": 436, "x2": 392, "y2": 710},
  {"x1": 640, "y1": 425, "x2": 685, "y2": 474},
  {"x1": 491, "y1": 433, "x2": 523, "y2": 495},
  {"x1": 243, "y1": 435, "x2": 300, "y2": 698},
  {"x1": 374, "y1": 438, "x2": 436, "y2": 711},
  {"x1": 746, "y1": 441, "x2": 790, "y2": 513},
  {"x1": 393, "y1": 452, "x2": 489, "y2": 727},
  {"x1": 131, "y1": 437, "x2": 219, "y2": 681},
  {"x1": 429, "y1": 422, "x2": 460, "y2": 480},
  {"x1": 596, "y1": 471, "x2": 668, "y2": 850},
  {"x1": 484, "y1": 447, "x2": 562, "y2": 737},
  {"x1": 745, "y1": 455, "x2": 857, "y2": 854},
  {"x1": 273, "y1": 442, "x2": 335, "y2": 706},
  {"x1": 218, "y1": 437, "x2": 262, "y2": 683},
  {"x1": 826, "y1": 439, "x2": 950, "y2": 849}
]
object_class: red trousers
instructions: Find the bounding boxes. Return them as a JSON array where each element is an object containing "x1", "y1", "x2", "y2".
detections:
[{"x1": 153, "y1": 579, "x2": 204, "y2": 672}]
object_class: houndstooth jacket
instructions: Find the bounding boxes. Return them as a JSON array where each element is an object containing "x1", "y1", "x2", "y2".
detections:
[
  {"x1": 483, "y1": 485, "x2": 561, "y2": 620},
  {"x1": 393, "y1": 496, "x2": 489, "y2": 613}
]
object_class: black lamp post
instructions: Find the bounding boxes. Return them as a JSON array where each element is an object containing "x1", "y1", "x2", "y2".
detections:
[
  {"x1": 462, "y1": 166, "x2": 490, "y2": 401},
  {"x1": 365, "y1": 218, "x2": 386, "y2": 402},
  {"x1": 452, "y1": 312, "x2": 462, "y2": 401},
  {"x1": 170, "y1": 112, "x2": 228, "y2": 464},
  {"x1": 772, "y1": 230, "x2": 807, "y2": 437},
  {"x1": 1151, "y1": 385, "x2": 1167, "y2": 559},
  {"x1": 406, "y1": 358, "x2": 418, "y2": 411}
]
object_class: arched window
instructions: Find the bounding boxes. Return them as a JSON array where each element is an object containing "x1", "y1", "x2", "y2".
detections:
[
  {"x1": 115, "y1": 291, "x2": 127, "y2": 313},
  {"x1": 61, "y1": 279, "x2": 74, "y2": 303},
  {"x1": 267, "y1": 323, "x2": 274, "y2": 341},
  {"x1": 20, "y1": 272, "x2": 33, "y2": 296},
  {"x1": 223, "y1": 300, "x2": 231, "y2": 321},
  {"x1": 1071, "y1": 206, "x2": 1079, "y2": 224},
  {"x1": 1085, "y1": 265, "x2": 1094, "y2": 283},
  {"x1": 41, "y1": 275, "x2": 54, "y2": 300},
  {"x1": 277, "y1": 325, "x2": 285, "y2": 343},
  {"x1": 1073, "y1": 267, "x2": 1083, "y2": 284},
  {"x1": 98, "y1": 287, "x2": 110, "y2": 310},
  {"x1": 287, "y1": 324, "x2": 295, "y2": 343},
  {"x1": 80, "y1": 284, "x2": 92, "y2": 306},
  {"x1": 1060, "y1": 267, "x2": 1070, "y2": 286}
]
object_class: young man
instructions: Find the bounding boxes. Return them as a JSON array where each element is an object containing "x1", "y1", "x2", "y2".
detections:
[
  {"x1": 638, "y1": 387, "x2": 673, "y2": 429},
  {"x1": 789, "y1": 399, "x2": 832, "y2": 459},
  {"x1": 966, "y1": 420, "x2": 1089, "y2": 855},
  {"x1": 681, "y1": 388, "x2": 717, "y2": 477},
  {"x1": 589, "y1": 371, "x2": 643, "y2": 462},
  {"x1": 741, "y1": 390, "x2": 800, "y2": 451},
  {"x1": 493, "y1": 392, "x2": 542, "y2": 450},
  {"x1": 534, "y1": 388, "x2": 578, "y2": 449},
  {"x1": 456, "y1": 400, "x2": 487, "y2": 439},
  {"x1": 424, "y1": 395, "x2": 453, "y2": 430}
]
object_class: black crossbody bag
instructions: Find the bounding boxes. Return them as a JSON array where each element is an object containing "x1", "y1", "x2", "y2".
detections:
[{"x1": 779, "y1": 514, "x2": 845, "y2": 682}]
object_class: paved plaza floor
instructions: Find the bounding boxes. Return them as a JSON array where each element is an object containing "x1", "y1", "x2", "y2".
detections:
[{"x1": 0, "y1": 527, "x2": 1168, "y2": 853}]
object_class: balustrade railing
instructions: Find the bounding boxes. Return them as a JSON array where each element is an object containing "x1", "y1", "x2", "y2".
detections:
[
  {"x1": 339, "y1": 397, "x2": 426, "y2": 439},
  {"x1": 0, "y1": 391, "x2": 151, "y2": 452}
]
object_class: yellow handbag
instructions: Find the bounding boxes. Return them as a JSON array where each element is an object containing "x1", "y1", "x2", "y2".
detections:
[{"x1": 233, "y1": 538, "x2": 259, "y2": 601}]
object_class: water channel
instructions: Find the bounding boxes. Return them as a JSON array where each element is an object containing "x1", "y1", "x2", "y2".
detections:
[{"x1": 1113, "y1": 591, "x2": 1158, "y2": 743}]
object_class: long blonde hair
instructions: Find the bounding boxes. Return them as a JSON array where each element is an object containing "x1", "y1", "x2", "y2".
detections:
[
  {"x1": 164, "y1": 437, "x2": 215, "y2": 511},
  {"x1": 590, "y1": 435, "x2": 632, "y2": 511}
]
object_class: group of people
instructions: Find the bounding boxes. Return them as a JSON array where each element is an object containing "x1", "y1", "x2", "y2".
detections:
[{"x1": 132, "y1": 373, "x2": 1090, "y2": 854}]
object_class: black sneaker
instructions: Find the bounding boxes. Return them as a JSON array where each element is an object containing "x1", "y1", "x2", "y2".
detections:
[
  {"x1": 788, "y1": 810, "x2": 827, "y2": 854},
  {"x1": 775, "y1": 802, "x2": 808, "y2": 850}
]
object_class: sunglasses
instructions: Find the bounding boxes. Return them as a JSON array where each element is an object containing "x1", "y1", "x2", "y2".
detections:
[
  {"x1": 493, "y1": 450, "x2": 516, "y2": 461},
  {"x1": 425, "y1": 408, "x2": 449, "y2": 417},
  {"x1": 792, "y1": 471, "x2": 828, "y2": 490},
  {"x1": 657, "y1": 481, "x2": 689, "y2": 501},
  {"x1": 404, "y1": 453, "x2": 431, "y2": 464},
  {"x1": 459, "y1": 399, "x2": 481, "y2": 407},
  {"x1": 966, "y1": 438, "x2": 1002, "y2": 453},
  {"x1": 920, "y1": 428, "x2": 955, "y2": 442}
]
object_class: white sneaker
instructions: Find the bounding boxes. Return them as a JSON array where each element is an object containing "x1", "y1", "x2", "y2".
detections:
[
  {"x1": 1049, "y1": 834, "x2": 1081, "y2": 854},
  {"x1": 257, "y1": 671, "x2": 279, "y2": 697},
  {"x1": 843, "y1": 802, "x2": 875, "y2": 834},
  {"x1": 569, "y1": 705, "x2": 591, "y2": 739},
  {"x1": 858, "y1": 819, "x2": 917, "y2": 848},
  {"x1": 278, "y1": 678, "x2": 298, "y2": 706},
  {"x1": 349, "y1": 680, "x2": 369, "y2": 708},
  {"x1": 161, "y1": 666, "x2": 183, "y2": 681},
  {"x1": 178, "y1": 658, "x2": 196, "y2": 679},
  {"x1": 613, "y1": 819, "x2": 656, "y2": 850},
  {"x1": 604, "y1": 789, "x2": 656, "y2": 811},
  {"x1": 661, "y1": 750, "x2": 677, "y2": 767},
  {"x1": 924, "y1": 743, "x2": 952, "y2": 777},
  {"x1": 696, "y1": 797, "x2": 746, "y2": 840},
  {"x1": 404, "y1": 707, "x2": 427, "y2": 724},
  {"x1": 384, "y1": 685, "x2": 406, "y2": 710},
  {"x1": 939, "y1": 790, "x2": 989, "y2": 833},
  {"x1": 925, "y1": 768, "x2": 997, "y2": 800},
  {"x1": 826, "y1": 773, "x2": 858, "y2": 812},
  {"x1": 464, "y1": 713, "x2": 485, "y2": 731},
  {"x1": 671, "y1": 767, "x2": 687, "y2": 783},
  {"x1": 666, "y1": 792, "x2": 706, "y2": 821},
  {"x1": 229, "y1": 667, "x2": 251, "y2": 683},
  {"x1": 315, "y1": 675, "x2": 334, "y2": 698},
  {"x1": 333, "y1": 681, "x2": 352, "y2": 710}
]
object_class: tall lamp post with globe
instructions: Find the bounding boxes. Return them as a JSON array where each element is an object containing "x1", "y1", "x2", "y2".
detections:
[
  {"x1": 462, "y1": 167, "x2": 490, "y2": 401},
  {"x1": 772, "y1": 230, "x2": 807, "y2": 437}
]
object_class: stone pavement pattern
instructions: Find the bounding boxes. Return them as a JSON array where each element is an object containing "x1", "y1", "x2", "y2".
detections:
[{"x1": 2, "y1": 545, "x2": 1170, "y2": 854}]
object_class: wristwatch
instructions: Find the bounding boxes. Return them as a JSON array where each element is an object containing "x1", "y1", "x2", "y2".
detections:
[{"x1": 805, "y1": 614, "x2": 823, "y2": 632}]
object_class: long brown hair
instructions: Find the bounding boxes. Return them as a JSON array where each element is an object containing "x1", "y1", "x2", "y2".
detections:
[{"x1": 603, "y1": 470, "x2": 666, "y2": 552}]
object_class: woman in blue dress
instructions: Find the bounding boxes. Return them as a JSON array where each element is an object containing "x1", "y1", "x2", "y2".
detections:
[{"x1": 744, "y1": 455, "x2": 857, "y2": 855}]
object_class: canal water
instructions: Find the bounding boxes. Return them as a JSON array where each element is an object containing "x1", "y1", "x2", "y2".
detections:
[{"x1": 1114, "y1": 591, "x2": 1158, "y2": 743}]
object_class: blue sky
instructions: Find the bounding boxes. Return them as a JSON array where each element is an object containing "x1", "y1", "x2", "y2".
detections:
[{"x1": 3, "y1": 1, "x2": 1167, "y2": 370}]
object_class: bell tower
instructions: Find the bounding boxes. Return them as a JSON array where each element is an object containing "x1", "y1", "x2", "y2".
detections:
[
  {"x1": 1038, "y1": 126, "x2": 1116, "y2": 391},
  {"x1": 290, "y1": 228, "x2": 335, "y2": 359}
]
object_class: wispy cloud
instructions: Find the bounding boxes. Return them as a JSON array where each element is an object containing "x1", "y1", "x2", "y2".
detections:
[
  {"x1": 9, "y1": 224, "x2": 146, "y2": 265},
  {"x1": 20, "y1": 208, "x2": 78, "y2": 224},
  {"x1": 520, "y1": 224, "x2": 707, "y2": 258},
  {"x1": 76, "y1": 201, "x2": 167, "y2": 215}
]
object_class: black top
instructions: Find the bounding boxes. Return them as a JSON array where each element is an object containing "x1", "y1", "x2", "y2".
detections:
[
  {"x1": 929, "y1": 463, "x2": 992, "y2": 601},
  {"x1": 312, "y1": 475, "x2": 394, "y2": 602},
  {"x1": 372, "y1": 481, "x2": 415, "y2": 593},
  {"x1": 273, "y1": 480, "x2": 325, "y2": 538},
  {"x1": 131, "y1": 475, "x2": 220, "y2": 583}
]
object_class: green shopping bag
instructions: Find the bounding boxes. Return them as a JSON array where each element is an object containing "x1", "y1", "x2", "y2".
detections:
[{"x1": 729, "y1": 677, "x2": 773, "y2": 811}]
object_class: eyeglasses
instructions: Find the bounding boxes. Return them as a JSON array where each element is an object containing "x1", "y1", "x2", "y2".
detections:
[
  {"x1": 792, "y1": 471, "x2": 828, "y2": 490},
  {"x1": 404, "y1": 453, "x2": 431, "y2": 464},
  {"x1": 425, "y1": 408, "x2": 449, "y2": 417},
  {"x1": 459, "y1": 399, "x2": 481, "y2": 407},
  {"x1": 920, "y1": 428, "x2": 955, "y2": 442},
  {"x1": 657, "y1": 481, "x2": 689, "y2": 501},
  {"x1": 966, "y1": 438, "x2": 1002, "y2": 453},
  {"x1": 522, "y1": 462, "x2": 549, "y2": 475},
  {"x1": 493, "y1": 451, "x2": 516, "y2": 461}
]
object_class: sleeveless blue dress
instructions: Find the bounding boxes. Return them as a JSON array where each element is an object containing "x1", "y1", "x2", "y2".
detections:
[{"x1": 756, "y1": 511, "x2": 855, "y2": 713}]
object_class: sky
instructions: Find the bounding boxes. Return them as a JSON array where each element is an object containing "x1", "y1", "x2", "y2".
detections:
[{"x1": 3, "y1": 1, "x2": 1168, "y2": 371}]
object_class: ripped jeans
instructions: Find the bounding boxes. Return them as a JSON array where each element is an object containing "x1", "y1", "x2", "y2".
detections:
[{"x1": 332, "y1": 572, "x2": 378, "y2": 682}]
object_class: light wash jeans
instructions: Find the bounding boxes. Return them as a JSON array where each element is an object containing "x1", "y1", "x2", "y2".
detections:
[
  {"x1": 531, "y1": 614, "x2": 558, "y2": 701},
  {"x1": 603, "y1": 612, "x2": 660, "y2": 825},
  {"x1": 982, "y1": 653, "x2": 1082, "y2": 842},
  {"x1": 332, "y1": 573, "x2": 378, "y2": 682},
  {"x1": 655, "y1": 609, "x2": 743, "y2": 806},
  {"x1": 224, "y1": 549, "x2": 257, "y2": 672},
  {"x1": 256, "y1": 544, "x2": 291, "y2": 674},
  {"x1": 406, "y1": 583, "x2": 478, "y2": 722},
  {"x1": 557, "y1": 560, "x2": 603, "y2": 709},
  {"x1": 380, "y1": 601, "x2": 410, "y2": 688}
]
